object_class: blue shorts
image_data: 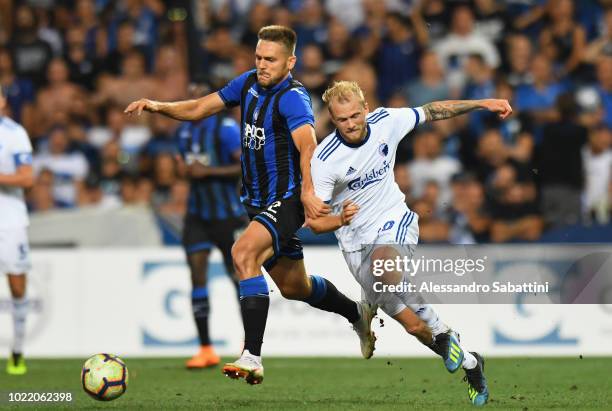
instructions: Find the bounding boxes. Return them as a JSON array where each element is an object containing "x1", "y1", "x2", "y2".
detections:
[{"x1": 244, "y1": 194, "x2": 304, "y2": 270}]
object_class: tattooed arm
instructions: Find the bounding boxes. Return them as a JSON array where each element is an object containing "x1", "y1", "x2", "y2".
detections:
[{"x1": 422, "y1": 99, "x2": 513, "y2": 121}]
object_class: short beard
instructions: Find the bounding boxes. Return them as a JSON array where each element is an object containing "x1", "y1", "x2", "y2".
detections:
[{"x1": 257, "y1": 71, "x2": 287, "y2": 89}]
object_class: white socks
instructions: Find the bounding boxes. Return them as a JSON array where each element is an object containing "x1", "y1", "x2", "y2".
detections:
[
  {"x1": 410, "y1": 304, "x2": 448, "y2": 336},
  {"x1": 462, "y1": 349, "x2": 477, "y2": 370},
  {"x1": 12, "y1": 297, "x2": 28, "y2": 354},
  {"x1": 241, "y1": 349, "x2": 262, "y2": 364}
]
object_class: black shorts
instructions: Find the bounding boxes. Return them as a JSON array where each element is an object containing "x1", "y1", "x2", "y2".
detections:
[
  {"x1": 182, "y1": 214, "x2": 247, "y2": 268},
  {"x1": 244, "y1": 194, "x2": 304, "y2": 270}
]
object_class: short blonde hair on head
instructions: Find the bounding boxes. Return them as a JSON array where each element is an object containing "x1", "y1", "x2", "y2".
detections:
[{"x1": 322, "y1": 81, "x2": 366, "y2": 109}]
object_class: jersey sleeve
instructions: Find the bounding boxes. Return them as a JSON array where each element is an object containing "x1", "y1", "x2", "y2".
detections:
[
  {"x1": 217, "y1": 70, "x2": 255, "y2": 108},
  {"x1": 311, "y1": 156, "x2": 336, "y2": 204},
  {"x1": 218, "y1": 117, "x2": 242, "y2": 162},
  {"x1": 11, "y1": 127, "x2": 33, "y2": 167},
  {"x1": 386, "y1": 107, "x2": 425, "y2": 146},
  {"x1": 279, "y1": 87, "x2": 315, "y2": 132}
]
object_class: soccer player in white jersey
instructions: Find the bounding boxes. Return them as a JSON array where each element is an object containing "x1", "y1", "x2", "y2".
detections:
[
  {"x1": 0, "y1": 86, "x2": 34, "y2": 375},
  {"x1": 307, "y1": 81, "x2": 512, "y2": 406}
]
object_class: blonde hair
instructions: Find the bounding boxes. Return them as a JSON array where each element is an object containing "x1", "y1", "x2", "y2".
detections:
[{"x1": 322, "y1": 81, "x2": 366, "y2": 109}]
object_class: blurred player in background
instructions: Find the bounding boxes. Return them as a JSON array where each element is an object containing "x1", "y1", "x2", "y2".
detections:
[
  {"x1": 175, "y1": 83, "x2": 246, "y2": 369},
  {"x1": 308, "y1": 81, "x2": 513, "y2": 406},
  {"x1": 0, "y1": 85, "x2": 34, "y2": 375},
  {"x1": 125, "y1": 26, "x2": 376, "y2": 385}
]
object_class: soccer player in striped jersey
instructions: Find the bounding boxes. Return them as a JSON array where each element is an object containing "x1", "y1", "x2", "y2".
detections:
[
  {"x1": 175, "y1": 84, "x2": 247, "y2": 369},
  {"x1": 125, "y1": 26, "x2": 376, "y2": 385},
  {"x1": 0, "y1": 85, "x2": 34, "y2": 375},
  {"x1": 307, "y1": 81, "x2": 512, "y2": 406}
]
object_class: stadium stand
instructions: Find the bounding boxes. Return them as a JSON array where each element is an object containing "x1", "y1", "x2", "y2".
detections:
[{"x1": 1, "y1": 0, "x2": 611, "y2": 244}]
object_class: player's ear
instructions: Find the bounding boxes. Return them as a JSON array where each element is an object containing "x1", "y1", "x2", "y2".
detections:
[
  {"x1": 287, "y1": 55, "x2": 297, "y2": 70},
  {"x1": 327, "y1": 106, "x2": 337, "y2": 125},
  {"x1": 363, "y1": 102, "x2": 369, "y2": 116}
]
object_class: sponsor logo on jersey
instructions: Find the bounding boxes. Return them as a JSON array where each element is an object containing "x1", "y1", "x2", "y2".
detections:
[
  {"x1": 378, "y1": 143, "x2": 389, "y2": 157},
  {"x1": 347, "y1": 160, "x2": 390, "y2": 191},
  {"x1": 381, "y1": 220, "x2": 395, "y2": 231},
  {"x1": 346, "y1": 166, "x2": 357, "y2": 176},
  {"x1": 243, "y1": 123, "x2": 266, "y2": 150}
]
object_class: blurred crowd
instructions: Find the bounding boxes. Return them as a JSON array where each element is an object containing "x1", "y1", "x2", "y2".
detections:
[{"x1": 1, "y1": 0, "x2": 611, "y2": 244}]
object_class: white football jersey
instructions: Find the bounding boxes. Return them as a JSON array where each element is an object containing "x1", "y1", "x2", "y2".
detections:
[
  {"x1": 0, "y1": 116, "x2": 32, "y2": 229},
  {"x1": 312, "y1": 107, "x2": 425, "y2": 251},
  {"x1": 33, "y1": 152, "x2": 88, "y2": 207}
]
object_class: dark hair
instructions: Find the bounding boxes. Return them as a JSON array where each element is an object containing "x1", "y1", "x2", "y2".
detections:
[
  {"x1": 555, "y1": 92, "x2": 579, "y2": 120},
  {"x1": 386, "y1": 12, "x2": 412, "y2": 29},
  {"x1": 258, "y1": 25, "x2": 297, "y2": 55}
]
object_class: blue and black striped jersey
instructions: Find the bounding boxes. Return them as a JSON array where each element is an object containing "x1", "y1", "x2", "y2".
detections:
[
  {"x1": 218, "y1": 70, "x2": 315, "y2": 208},
  {"x1": 176, "y1": 115, "x2": 245, "y2": 220}
]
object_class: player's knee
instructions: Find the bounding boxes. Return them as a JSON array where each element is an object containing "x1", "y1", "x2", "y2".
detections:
[
  {"x1": 9, "y1": 282, "x2": 26, "y2": 299},
  {"x1": 12, "y1": 289, "x2": 25, "y2": 299},
  {"x1": 231, "y1": 241, "x2": 257, "y2": 276}
]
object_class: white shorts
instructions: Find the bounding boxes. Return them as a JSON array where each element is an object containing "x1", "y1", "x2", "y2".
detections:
[
  {"x1": 0, "y1": 227, "x2": 32, "y2": 275},
  {"x1": 342, "y1": 208, "x2": 420, "y2": 317}
]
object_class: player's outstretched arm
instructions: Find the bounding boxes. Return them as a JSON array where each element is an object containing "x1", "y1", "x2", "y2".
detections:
[
  {"x1": 422, "y1": 99, "x2": 512, "y2": 121},
  {"x1": 0, "y1": 165, "x2": 34, "y2": 188},
  {"x1": 124, "y1": 92, "x2": 226, "y2": 121},
  {"x1": 305, "y1": 200, "x2": 359, "y2": 234}
]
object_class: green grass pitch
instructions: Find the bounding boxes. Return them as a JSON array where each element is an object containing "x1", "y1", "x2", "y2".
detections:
[{"x1": 1, "y1": 357, "x2": 611, "y2": 410}]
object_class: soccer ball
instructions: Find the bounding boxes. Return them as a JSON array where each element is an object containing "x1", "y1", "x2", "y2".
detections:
[{"x1": 81, "y1": 353, "x2": 128, "y2": 401}]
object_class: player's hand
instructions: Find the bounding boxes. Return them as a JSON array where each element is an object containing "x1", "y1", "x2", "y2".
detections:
[
  {"x1": 174, "y1": 154, "x2": 188, "y2": 177},
  {"x1": 188, "y1": 161, "x2": 211, "y2": 179},
  {"x1": 340, "y1": 200, "x2": 359, "y2": 226},
  {"x1": 480, "y1": 99, "x2": 513, "y2": 120},
  {"x1": 301, "y1": 191, "x2": 331, "y2": 219},
  {"x1": 124, "y1": 98, "x2": 159, "y2": 116}
]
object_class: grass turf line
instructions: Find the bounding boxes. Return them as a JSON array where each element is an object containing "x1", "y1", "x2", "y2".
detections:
[{"x1": 0, "y1": 357, "x2": 610, "y2": 410}]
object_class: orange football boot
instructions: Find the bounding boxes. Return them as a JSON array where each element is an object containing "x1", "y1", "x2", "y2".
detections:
[{"x1": 186, "y1": 345, "x2": 220, "y2": 369}]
